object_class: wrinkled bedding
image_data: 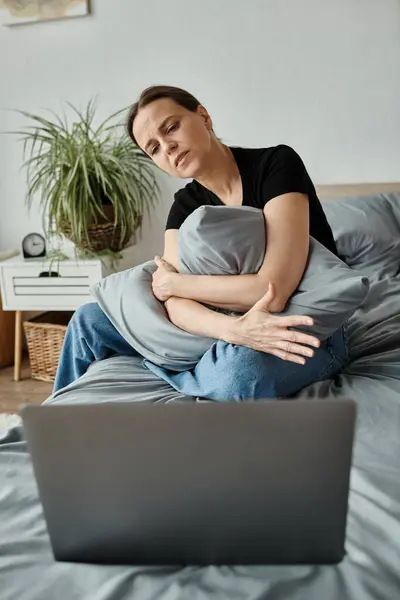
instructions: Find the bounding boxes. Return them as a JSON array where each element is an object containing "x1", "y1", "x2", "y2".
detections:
[
  {"x1": 1, "y1": 192, "x2": 400, "y2": 600},
  {"x1": 1, "y1": 271, "x2": 400, "y2": 600}
]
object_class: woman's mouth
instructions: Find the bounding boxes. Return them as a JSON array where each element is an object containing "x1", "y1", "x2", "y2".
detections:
[{"x1": 176, "y1": 151, "x2": 190, "y2": 168}]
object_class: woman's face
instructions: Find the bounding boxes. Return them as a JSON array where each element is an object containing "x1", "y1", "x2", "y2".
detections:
[{"x1": 132, "y1": 97, "x2": 214, "y2": 178}]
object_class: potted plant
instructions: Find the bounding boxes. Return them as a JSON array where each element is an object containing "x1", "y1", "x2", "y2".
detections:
[{"x1": 14, "y1": 100, "x2": 159, "y2": 255}]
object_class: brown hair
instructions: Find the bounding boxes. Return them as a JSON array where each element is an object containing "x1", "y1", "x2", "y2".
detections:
[{"x1": 126, "y1": 85, "x2": 202, "y2": 147}]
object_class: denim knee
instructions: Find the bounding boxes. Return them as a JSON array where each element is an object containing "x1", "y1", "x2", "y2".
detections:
[
  {"x1": 204, "y1": 343, "x2": 271, "y2": 401},
  {"x1": 203, "y1": 339, "x2": 340, "y2": 401},
  {"x1": 70, "y1": 302, "x2": 103, "y2": 334}
]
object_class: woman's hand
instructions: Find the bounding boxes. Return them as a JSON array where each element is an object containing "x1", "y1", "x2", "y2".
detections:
[
  {"x1": 226, "y1": 283, "x2": 321, "y2": 364},
  {"x1": 152, "y1": 256, "x2": 179, "y2": 302}
]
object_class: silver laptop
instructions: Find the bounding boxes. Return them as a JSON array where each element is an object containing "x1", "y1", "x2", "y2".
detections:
[{"x1": 21, "y1": 399, "x2": 356, "y2": 566}]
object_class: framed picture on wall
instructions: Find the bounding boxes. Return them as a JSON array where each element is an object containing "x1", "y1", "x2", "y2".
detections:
[{"x1": 0, "y1": 0, "x2": 90, "y2": 26}]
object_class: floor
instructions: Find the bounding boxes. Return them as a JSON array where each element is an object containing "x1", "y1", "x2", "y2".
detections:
[{"x1": 0, "y1": 357, "x2": 52, "y2": 414}]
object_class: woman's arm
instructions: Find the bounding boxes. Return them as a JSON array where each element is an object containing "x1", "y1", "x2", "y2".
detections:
[
  {"x1": 164, "y1": 284, "x2": 320, "y2": 365},
  {"x1": 162, "y1": 229, "x2": 180, "y2": 271},
  {"x1": 157, "y1": 193, "x2": 310, "y2": 313},
  {"x1": 158, "y1": 217, "x2": 320, "y2": 364}
]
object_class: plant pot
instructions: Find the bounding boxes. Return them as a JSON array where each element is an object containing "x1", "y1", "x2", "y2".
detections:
[{"x1": 60, "y1": 205, "x2": 142, "y2": 253}]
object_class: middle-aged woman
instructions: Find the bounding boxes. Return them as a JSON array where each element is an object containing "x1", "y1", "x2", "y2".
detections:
[{"x1": 53, "y1": 85, "x2": 348, "y2": 398}]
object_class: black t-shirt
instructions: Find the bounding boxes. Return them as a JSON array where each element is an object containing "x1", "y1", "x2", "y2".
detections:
[{"x1": 165, "y1": 144, "x2": 338, "y2": 256}]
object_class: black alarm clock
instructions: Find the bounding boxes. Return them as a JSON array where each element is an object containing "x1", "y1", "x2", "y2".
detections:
[{"x1": 22, "y1": 233, "x2": 46, "y2": 259}]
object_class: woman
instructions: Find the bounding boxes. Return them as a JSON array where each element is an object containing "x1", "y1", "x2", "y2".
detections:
[{"x1": 53, "y1": 85, "x2": 348, "y2": 398}]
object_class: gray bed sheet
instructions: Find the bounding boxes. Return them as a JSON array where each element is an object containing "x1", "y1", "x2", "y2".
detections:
[{"x1": 1, "y1": 275, "x2": 400, "y2": 600}]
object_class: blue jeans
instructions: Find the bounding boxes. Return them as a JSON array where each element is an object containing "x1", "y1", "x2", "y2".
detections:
[
  {"x1": 53, "y1": 303, "x2": 137, "y2": 393},
  {"x1": 54, "y1": 302, "x2": 349, "y2": 400}
]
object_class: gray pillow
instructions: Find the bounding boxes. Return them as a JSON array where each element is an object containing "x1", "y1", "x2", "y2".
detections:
[
  {"x1": 91, "y1": 206, "x2": 369, "y2": 372},
  {"x1": 322, "y1": 192, "x2": 400, "y2": 277}
]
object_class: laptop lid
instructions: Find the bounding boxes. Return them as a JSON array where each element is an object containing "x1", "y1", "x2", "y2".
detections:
[{"x1": 21, "y1": 399, "x2": 356, "y2": 566}]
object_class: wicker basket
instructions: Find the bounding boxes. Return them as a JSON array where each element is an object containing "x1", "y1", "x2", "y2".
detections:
[
  {"x1": 59, "y1": 206, "x2": 141, "y2": 253},
  {"x1": 60, "y1": 220, "x2": 133, "y2": 253},
  {"x1": 23, "y1": 312, "x2": 73, "y2": 383}
]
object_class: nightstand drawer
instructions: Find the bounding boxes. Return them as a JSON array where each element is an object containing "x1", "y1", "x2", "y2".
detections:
[{"x1": 0, "y1": 261, "x2": 102, "y2": 310}]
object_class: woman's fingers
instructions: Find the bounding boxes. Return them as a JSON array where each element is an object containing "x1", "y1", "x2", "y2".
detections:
[
  {"x1": 277, "y1": 314, "x2": 315, "y2": 328},
  {"x1": 281, "y1": 329, "x2": 321, "y2": 348},
  {"x1": 273, "y1": 340, "x2": 315, "y2": 358},
  {"x1": 266, "y1": 325, "x2": 322, "y2": 364},
  {"x1": 270, "y1": 339, "x2": 318, "y2": 364},
  {"x1": 271, "y1": 348, "x2": 307, "y2": 365},
  {"x1": 272, "y1": 316, "x2": 321, "y2": 348}
]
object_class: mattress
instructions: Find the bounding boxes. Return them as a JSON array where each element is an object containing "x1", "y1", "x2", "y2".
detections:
[{"x1": 1, "y1": 219, "x2": 400, "y2": 600}]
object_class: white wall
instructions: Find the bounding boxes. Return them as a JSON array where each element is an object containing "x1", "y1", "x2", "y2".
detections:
[{"x1": 1, "y1": 0, "x2": 399, "y2": 260}]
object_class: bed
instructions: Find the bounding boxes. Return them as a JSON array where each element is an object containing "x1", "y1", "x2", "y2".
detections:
[{"x1": 1, "y1": 183, "x2": 400, "y2": 600}]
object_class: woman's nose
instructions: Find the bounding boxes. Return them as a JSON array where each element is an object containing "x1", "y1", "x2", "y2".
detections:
[{"x1": 164, "y1": 140, "x2": 178, "y2": 155}]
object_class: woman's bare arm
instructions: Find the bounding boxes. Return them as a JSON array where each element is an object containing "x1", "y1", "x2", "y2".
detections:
[
  {"x1": 159, "y1": 218, "x2": 320, "y2": 363},
  {"x1": 164, "y1": 286, "x2": 320, "y2": 365},
  {"x1": 162, "y1": 229, "x2": 180, "y2": 271},
  {"x1": 164, "y1": 193, "x2": 310, "y2": 313}
]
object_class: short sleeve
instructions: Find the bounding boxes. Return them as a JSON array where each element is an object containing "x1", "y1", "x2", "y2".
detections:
[
  {"x1": 165, "y1": 197, "x2": 187, "y2": 230},
  {"x1": 259, "y1": 145, "x2": 310, "y2": 205},
  {"x1": 165, "y1": 182, "x2": 205, "y2": 230}
]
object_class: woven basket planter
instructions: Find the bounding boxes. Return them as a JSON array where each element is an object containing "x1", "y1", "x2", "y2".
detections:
[
  {"x1": 59, "y1": 206, "x2": 141, "y2": 253},
  {"x1": 23, "y1": 312, "x2": 73, "y2": 383}
]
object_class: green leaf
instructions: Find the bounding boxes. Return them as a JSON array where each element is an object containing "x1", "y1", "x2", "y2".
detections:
[{"x1": 6, "y1": 100, "x2": 160, "y2": 254}]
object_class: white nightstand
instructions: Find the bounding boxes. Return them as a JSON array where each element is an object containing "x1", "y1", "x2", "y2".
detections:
[{"x1": 0, "y1": 253, "x2": 129, "y2": 381}]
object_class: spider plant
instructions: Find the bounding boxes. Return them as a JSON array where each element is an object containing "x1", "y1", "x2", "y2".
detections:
[{"x1": 13, "y1": 99, "x2": 159, "y2": 254}]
